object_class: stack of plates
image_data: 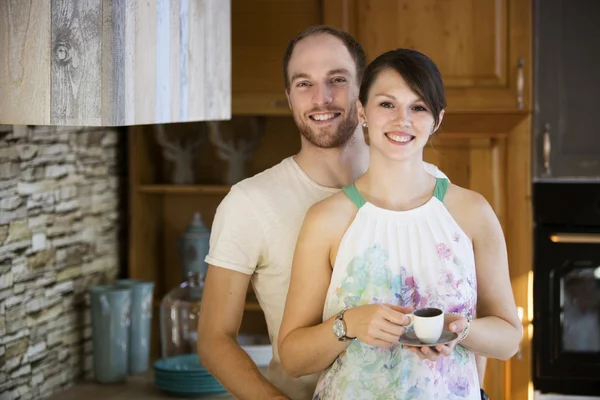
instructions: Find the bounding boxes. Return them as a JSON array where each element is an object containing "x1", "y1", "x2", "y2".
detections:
[{"x1": 153, "y1": 354, "x2": 227, "y2": 397}]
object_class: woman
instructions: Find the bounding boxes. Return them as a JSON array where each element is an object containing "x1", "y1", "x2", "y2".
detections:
[{"x1": 278, "y1": 48, "x2": 522, "y2": 399}]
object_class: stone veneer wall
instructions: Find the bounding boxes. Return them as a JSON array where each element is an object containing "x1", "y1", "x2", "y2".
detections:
[{"x1": 0, "y1": 125, "x2": 126, "y2": 399}]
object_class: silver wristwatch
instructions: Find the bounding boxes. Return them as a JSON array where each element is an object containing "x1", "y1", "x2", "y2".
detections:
[{"x1": 332, "y1": 308, "x2": 356, "y2": 342}]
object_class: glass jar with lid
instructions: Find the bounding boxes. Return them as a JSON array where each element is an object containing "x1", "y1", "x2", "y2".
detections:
[{"x1": 159, "y1": 273, "x2": 204, "y2": 359}]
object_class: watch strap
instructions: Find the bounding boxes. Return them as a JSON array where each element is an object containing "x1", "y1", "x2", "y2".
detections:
[{"x1": 336, "y1": 307, "x2": 356, "y2": 342}]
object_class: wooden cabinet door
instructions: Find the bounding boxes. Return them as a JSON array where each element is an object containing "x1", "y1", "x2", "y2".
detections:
[
  {"x1": 232, "y1": 0, "x2": 322, "y2": 115},
  {"x1": 324, "y1": 0, "x2": 531, "y2": 112},
  {"x1": 533, "y1": 0, "x2": 600, "y2": 181}
]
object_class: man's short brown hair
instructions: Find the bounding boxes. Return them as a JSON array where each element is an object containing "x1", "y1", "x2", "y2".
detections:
[{"x1": 282, "y1": 25, "x2": 366, "y2": 91}]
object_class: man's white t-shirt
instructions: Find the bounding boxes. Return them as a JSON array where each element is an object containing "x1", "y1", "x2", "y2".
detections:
[{"x1": 205, "y1": 156, "x2": 447, "y2": 400}]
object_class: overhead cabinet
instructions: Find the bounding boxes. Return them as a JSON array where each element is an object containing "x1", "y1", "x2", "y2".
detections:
[
  {"x1": 533, "y1": 0, "x2": 600, "y2": 180},
  {"x1": 327, "y1": 0, "x2": 531, "y2": 112},
  {"x1": 0, "y1": 0, "x2": 231, "y2": 126}
]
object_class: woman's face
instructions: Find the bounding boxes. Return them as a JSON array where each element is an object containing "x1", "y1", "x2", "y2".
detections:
[{"x1": 359, "y1": 68, "x2": 443, "y2": 162}]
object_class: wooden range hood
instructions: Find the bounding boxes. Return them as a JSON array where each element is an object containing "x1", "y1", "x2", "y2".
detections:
[{"x1": 0, "y1": 0, "x2": 231, "y2": 127}]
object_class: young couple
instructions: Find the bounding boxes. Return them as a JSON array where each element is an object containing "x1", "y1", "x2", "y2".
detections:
[{"x1": 197, "y1": 25, "x2": 521, "y2": 400}]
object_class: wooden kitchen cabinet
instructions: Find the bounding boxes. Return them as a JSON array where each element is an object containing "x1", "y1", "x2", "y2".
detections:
[
  {"x1": 324, "y1": 0, "x2": 532, "y2": 112},
  {"x1": 231, "y1": 0, "x2": 322, "y2": 115},
  {"x1": 232, "y1": 0, "x2": 532, "y2": 114}
]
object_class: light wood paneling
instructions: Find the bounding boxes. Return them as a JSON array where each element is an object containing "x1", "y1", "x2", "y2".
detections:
[
  {"x1": 0, "y1": 0, "x2": 231, "y2": 126},
  {"x1": 0, "y1": 0, "x2": 51, "y2": 125}
]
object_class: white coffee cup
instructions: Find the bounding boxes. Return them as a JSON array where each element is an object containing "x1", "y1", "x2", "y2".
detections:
[{"x1": 405, "y1": 307, "x2": 444, "y2": 344}]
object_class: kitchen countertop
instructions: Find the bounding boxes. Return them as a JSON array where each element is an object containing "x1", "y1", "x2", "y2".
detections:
[{"x1": 48, "y1": 370, "x2": 246, "y2": 400}]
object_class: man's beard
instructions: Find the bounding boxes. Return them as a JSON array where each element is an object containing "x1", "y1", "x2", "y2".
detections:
[{"x1": 295, "y1": 102, "x2": 359, "y2": 149}]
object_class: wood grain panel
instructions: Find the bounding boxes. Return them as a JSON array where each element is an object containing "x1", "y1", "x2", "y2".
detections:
[
  {"x1": 123, "y1": 0, "x2": 136, "y2": 124},
  {"x1": 188, "y1": 0, "x2": 231, "y2": 122},
  {"x1": 0, "y1": 0, "x2": 51, "y2": 125},
  {"x1": 50, "y1": 0, "x2": 103, "y2": 125},
  {"x1": 102, "y1": 0, "x2": 127, "y2": 125},
  {"x1": 1, "y1": 0, "x2": 231, "y2": 126},
  {"x1": 169, "y1": 0, "x2": 182, "y2": 122},
  {"x1": 133, "y1": 0, "x2": 157, "y2": 125}
]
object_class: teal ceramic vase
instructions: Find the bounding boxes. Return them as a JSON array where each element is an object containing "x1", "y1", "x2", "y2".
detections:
[
  {"x1": 89, "y1": 285, "x2": 131, "y2": 383},
  {"x1": 115, "y1": 279, "x2": 155, "y2": 374}
]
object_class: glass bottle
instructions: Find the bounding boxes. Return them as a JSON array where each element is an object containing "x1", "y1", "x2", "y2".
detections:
[{"x1": 159, "y1": 273, "x2": 204, "y2": 360}]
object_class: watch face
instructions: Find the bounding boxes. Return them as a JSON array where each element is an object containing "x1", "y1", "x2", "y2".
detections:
[{"x1": 333, "y1": 319, "x2": 345, "y2": 338}]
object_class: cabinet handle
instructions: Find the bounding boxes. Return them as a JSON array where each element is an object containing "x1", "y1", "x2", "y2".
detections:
[
  {"x1": 269, "y1": 99, "x2": 288, "y2": 108},
  {"x1": 516, "y1": 57, "x2": 525, "y2": 109},
  {"x1": 543, "y1": 123, "x2": 551, "y2": 176}
]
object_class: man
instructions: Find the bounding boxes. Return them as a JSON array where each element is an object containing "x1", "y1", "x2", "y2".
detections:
[{"x1": 197, "y1": 25, "x2": 484, "y2": 400}]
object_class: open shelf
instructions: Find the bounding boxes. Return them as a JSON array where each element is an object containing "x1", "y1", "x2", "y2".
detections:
[{"x1": 137, "y1": 184, "x2": 231, "y2": 195}]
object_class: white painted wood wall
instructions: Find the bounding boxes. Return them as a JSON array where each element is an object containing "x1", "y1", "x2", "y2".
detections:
[{"x1": 0, "y1": 0, "x2": 231, "y2": 126}]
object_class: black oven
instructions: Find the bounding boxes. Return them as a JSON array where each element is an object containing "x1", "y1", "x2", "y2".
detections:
[{"x1": 533, "y1": 183, "x2": 600, "y2": 396}]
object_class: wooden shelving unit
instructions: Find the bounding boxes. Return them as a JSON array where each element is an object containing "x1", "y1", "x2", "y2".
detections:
[{"x1": 127, "y1": 117, "x2": 303, "y2": 359}]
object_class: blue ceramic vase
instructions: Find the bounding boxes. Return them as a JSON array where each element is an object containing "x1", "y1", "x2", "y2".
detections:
[
  {"x1": 89, "y1": 285, "x2": 131, "y2": 383},
  {"x1": 115, "y1": 279, "x2": 155, "y2": 374}
]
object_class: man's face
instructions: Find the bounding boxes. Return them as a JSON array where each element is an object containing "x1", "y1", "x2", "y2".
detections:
[{"x1": 285, "y1": 34, "x2": 359, "y2": 149}]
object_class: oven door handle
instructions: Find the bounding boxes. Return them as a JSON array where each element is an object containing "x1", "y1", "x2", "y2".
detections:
[{"x1": 549, "y1": 233, "x2": 600, "y2": 243}]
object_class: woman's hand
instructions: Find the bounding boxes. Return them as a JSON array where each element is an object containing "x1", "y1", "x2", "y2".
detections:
[
  {"x1": 404, "y1": 313, "x2": 469, "y2": 361},
  {"x1": 343, "y1": 304, "x2": 413, "y2": 348}
]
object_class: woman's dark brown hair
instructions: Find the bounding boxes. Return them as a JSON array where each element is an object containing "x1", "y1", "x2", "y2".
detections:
[{"x1": 359, "y1": 48, "x2": 446, "y2": 128}]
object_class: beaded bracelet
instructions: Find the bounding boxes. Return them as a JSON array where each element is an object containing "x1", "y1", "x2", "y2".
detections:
[{"x1": 457, "y1": 319, "x2": 471, "y2": 343}]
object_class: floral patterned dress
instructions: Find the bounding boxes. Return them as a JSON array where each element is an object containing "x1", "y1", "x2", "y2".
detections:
[{"x1": 314, "y1": 178, "x2": 480, "y2": 400}]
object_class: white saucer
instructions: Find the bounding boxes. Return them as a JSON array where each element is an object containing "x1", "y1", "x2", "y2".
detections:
[{"x1": 398, "y1": 329, "x2": 458, "y2": 347}]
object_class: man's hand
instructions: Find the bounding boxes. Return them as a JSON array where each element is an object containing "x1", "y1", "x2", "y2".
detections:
[{"x1": 198, "y1": 266, "x2": 284, "y2": 399}]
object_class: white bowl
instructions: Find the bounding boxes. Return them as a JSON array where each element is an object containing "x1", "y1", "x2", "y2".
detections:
[{"x1": 238, "y1": 334, "x2": 272, "y2": 367}]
